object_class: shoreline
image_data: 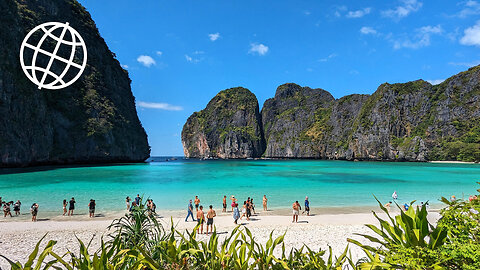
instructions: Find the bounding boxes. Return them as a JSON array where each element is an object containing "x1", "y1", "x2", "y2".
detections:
[
  {"x1": 428, "y1": 160, "x2": 479, "y2": 164},
  {"x1": 0, "y1": 204, "x2": 443, "y2": 223},
  {"x1": 1, "y1": 158, "x2": 479, "y2": 171}
]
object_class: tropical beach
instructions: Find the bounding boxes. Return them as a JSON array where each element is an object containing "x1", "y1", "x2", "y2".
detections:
[
  {"x1": 2, "y1": 0, "x2": 480, "y2": 268},
  {"x1": 0, "y1": 205, "x2": 443, "y2": 268}
]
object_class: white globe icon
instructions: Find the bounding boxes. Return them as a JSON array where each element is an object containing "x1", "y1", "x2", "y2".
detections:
[{"x1": 20, "y1": 22, "x2": 87, "y2": 90}]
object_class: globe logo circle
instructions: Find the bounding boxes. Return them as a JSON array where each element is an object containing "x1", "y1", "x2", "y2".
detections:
[{"x1": 19, "y1": 22, "x2": 87, "y2": 90}]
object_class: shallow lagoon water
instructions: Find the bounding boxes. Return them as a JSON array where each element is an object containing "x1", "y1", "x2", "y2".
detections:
[{"x1": 0, "y1": 159, "x2": 478, "y2": 214}]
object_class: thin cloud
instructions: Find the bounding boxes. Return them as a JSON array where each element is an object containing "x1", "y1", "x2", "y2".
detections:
[
  {"x1": 249, "y1": 43, "x2": 269, "y2": 55},
  {"x1": 382, "y1": 0, "x2": 422, "y2": 19},
  {"x1": 455, "y1": 1, "x2": 480, "y2": 18},
  {"x1": 208, "y1": 32, "x2": 220, "y2": 41},
  {"x1": 137, "y1": 101, "x2": 183, "y2": 111},
  {"x1": 333, "y1": 5, "x2": 347, "y2": 17},
  {"x1": 427, "y1": 79, "x2": 445, "y2": 85},
  {"x1": 121, "y1": 64, "x2": 128, "y2": 69},
  {"x1": 185, "y1": 52, "x2": 204, "y2": 63},
  {"x1": 137, "y1": 55, "x2": 156, "y2": 67},
  {"x1": 346, "y1": 7, "x2": 372, "y2": 18},
  {"x1": 360, "y1": 26, "x2": 377, "y2": 35},
  {"x1": 319, "y1": 53, "x2": 337, "y2": 62},
  {"x1": 449, "y1": 60, "x2": 480, "y2": 67},
  {"x1": 156, "y1": 51, "x2": 163, "y2": 56},
  {"x1": 392, "y1": 25, "x2": 442, "y2": 49},
  {"x1": 185, "y1": 55, "x2": 194, "y2": 62},
  {"x1": 460, "y1": 20, "x2": 480, "y2": 46}
]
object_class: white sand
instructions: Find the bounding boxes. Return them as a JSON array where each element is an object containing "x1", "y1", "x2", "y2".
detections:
[
  {"x1": 428, "y1": 160, "x2": 478, "y2": 164},
  {"x1": 0, "y1": 209, "x2": 441, "y2": 268}
]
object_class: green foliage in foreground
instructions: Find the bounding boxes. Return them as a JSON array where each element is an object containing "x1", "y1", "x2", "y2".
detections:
[
  {"x1": 1, "y1": 186, "x2": 480, "y2": 270},
  {"x1": 350, "y1": 185, "x2": 480, "y2": 270}
]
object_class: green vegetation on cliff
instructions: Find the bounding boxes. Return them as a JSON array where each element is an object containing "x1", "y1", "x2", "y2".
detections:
[
  {"x1": 0, "y1": 0, "x2": 150, "y2": 166},
  {"x1": 181, "y1": 87, "x2": 265, "y2": 158},
  {"x1": 183, "y1": 67, "x2": 480, "y2": 162}
]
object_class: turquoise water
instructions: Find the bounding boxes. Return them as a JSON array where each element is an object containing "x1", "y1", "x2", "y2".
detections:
[{"x1": 0, "y1": 159, "x2": 479, "y2": 213}]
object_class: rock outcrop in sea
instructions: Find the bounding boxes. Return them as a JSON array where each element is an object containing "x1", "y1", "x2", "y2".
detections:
[
  {"x1": 181, "y1": 87, "x2": 265, "y2": 158},
  {"x1": 182, "y1": 66, "x2": 480, "y2": 162},
  {"x1": 0, "y1": 0, "x2": 150, "y2": 167}
]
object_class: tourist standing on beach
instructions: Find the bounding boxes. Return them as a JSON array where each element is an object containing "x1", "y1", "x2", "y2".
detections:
[
  {"x1": 62, "y1": 199, "x2": 67, "y2": 216},
  {"x1": 68, "y1": 197, "x2": 76, "y2": 216},
  {"x1": 251, "y1": 199, "x2": 256, "y2": 214},
  {"x1": 263, "y1": 195, "x2": 267, "y2": 211},
  {"x1": 196, "y1": 205, "x2": 205, "y2": 234},
  {"x1": 135, "y1": 194, "x2": 141, "y2": 206},
  {"x1": 222, "y1": 196, "x2": 227, "y2": 212},
  {"x1": 303, "y1": 196, "x2": 310, "y2": 216},
  {"x1": 292, "y1": 201, "x2": 301, "y2": 223},
  {"x1": 126, "y1": 196, "x2": 131, "y2": 210},
  {"x1": 230, "y1": 195, "x2": 237, "y2": 212},
  {"x1": 88, "y1": 199, "x2": 96, "y2": 218},
  {"x1": 194, "y1": 196, "x2": 200, "y2": 212},
  {"x1": 31, "y1": 203, "x2": 38, "y2": 222},
  {"x1": 146, "y1": 199, "x2": 153, "y2": 215},
  {"x1": 3, "y1": 202, "x2": 12, "y2": 217},
  {"x1": 13, "y1": 200, "x2": 21, "y2": 216},
  {"x1": 246, "y1": 199, "x2": 252, "y2": 221},
  {"x1": 240, "y1": 201, "x2": 247, "y2": 220},
  {"x1": 130, "y1": 201, "x2": 137, "y2": 212},
  {"x1": 233, "y1": 202, "x2": 240, "y2": 224},
  {"x1": 206, "y1": 205, "x2": 216, "y2": 235},
  {"x1": 151, "y1": 199, "x2": 156, "y2": 213},
  {"x1": 185, "y1": 200, "x2": 195, "y2": 221}
]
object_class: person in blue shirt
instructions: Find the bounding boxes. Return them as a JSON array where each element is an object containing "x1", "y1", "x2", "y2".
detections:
[
  {"x1": 134, "y1": 194, "x2": 141, "y2": 206},
  {"x1": 185, "y1": 199, "x2": 196, "y2": 222},
  {"x1": 303, "y1": 196, "x2": 310, "y2": 216}
]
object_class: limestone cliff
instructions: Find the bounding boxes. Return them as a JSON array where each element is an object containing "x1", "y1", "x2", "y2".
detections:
[
  {"x1": 182, "y1": 66, "x2": 480, "y2": 162},
  {"x1": 0, "y1": 0, "x2": 150, "y2": 166},
  {"x1": 181, "y1": 87, "x2": 265, "y2": 158}
]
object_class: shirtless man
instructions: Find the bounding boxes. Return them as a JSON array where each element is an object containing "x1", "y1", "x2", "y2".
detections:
[
  {"x1": 196, "y1": 205, "x2": 205, "y2": 234},
  {"x1": 292, "y1": 201, "x2": 301, "y2": 223},
  {"x1": 263, "y1": 195, "x2": 268, "y2": 211},
  {"x1": 206, "y1": 205, "x2": 216, "y2": 235},
  {"x1": 194, "y1": 196, "x2": 200, "y2": 212},
  {"x1": 222, "y1": 196, "x2": 227, "y2": 212}
]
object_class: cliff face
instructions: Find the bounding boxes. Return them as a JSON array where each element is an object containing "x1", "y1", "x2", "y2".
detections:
[
  {"x1": 181, "y1": 87, "x2": 265, "y2": 158},
  {"x1": 348, "y1": 67, "x2": 480, "y2": 162},
  {"x1": 0, "y1": 0, "x2": 150, "y2": 166},
  {"x1": 261, "y1": 83, "x2": 335, "y2": 158},
  {"x1": 182, "y1": 66, "x2": 480, "y2": 162}
]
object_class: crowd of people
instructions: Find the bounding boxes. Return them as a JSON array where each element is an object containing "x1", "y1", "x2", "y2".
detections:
[
  {"x1": 1, "y1": 196, "x2": 39, "y2": 222},
  {"x1": 1, "y1": 198, "x2": 22, "y2": 218},
  {"x1": 184, "y1": 195, "x2": 312, "y2": 234},
  {"x1": 126, "y1": 194, "x2": 156, "y2": 214},
  {"x1": 0, "y1": 196, "x2": 96, "y2": 222}
]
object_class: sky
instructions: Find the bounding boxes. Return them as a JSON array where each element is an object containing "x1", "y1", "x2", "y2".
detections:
[{"x1": 77, "y1": 0, "x2": 480, "y2": 156}]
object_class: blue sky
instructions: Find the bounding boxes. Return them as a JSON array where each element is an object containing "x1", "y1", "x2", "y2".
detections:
[{"x1": 78, "y1": 0, "x2": 480, "y2": 156}]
